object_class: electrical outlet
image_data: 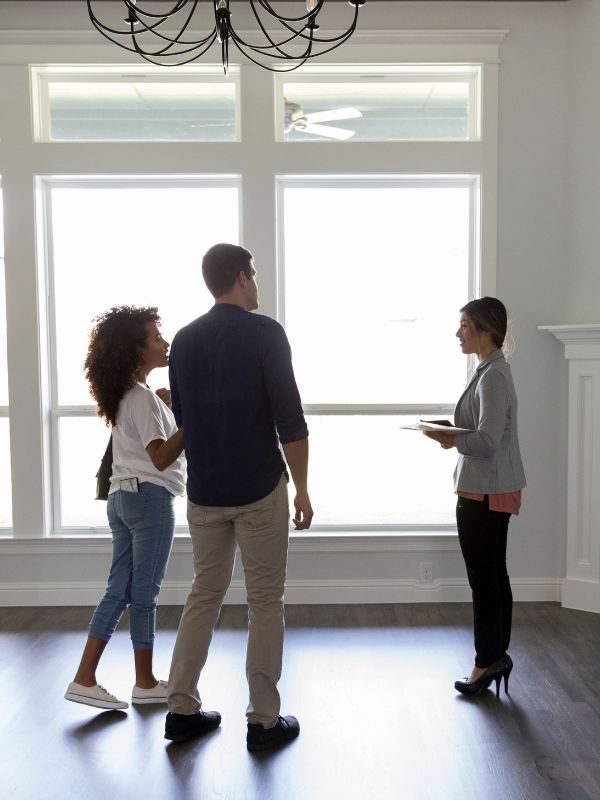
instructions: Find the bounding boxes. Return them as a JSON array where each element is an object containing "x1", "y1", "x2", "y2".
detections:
[{"x1": 419, "y1": 561, "x2": 433, "y2": 585}]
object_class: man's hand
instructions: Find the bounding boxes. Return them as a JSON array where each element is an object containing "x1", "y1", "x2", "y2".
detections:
[
  {"x1": 155, "y1": 388, "x2": 171, "y2": 408},
  {"x1": 424, "y1": 430, "x2": 456, "y2": 450},
  {"x1": 292, "y1": 490, "x2": 313, "y2": 530}
]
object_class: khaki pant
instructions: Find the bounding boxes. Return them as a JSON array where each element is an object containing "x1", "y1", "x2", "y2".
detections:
[{"x1": 167, "y1": 475, "x2": 290, "y2": 726}]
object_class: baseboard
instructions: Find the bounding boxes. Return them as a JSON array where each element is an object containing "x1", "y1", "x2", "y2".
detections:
[
  {"x1": 561, "y1": 577, "x2": 600, "y2": 613},
  {"x1": 0, "y1": 577, "x2": 562, "y2": 607}
]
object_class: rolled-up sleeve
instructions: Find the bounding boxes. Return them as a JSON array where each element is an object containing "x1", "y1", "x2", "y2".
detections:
[
  {"x1": 455, "y1": 370, "x2": 509, "y2": 459},
  {"x1": 261, "y1": 322, "x2": 308, "y2": 444}
]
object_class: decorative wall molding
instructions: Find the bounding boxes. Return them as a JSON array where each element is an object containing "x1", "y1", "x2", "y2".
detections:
[
  {"x1": 541, "y1": 324, "x2": 600, "y2": 613},
  {"x1": 0, "y1": 28, "x2": 509, "y2": 49},
  {"x1": 0, "y1": 28, "x2": 507, "y2": 67},
  {"x1": 0, "y1": 576, "x2": 560, "y2": 607}
]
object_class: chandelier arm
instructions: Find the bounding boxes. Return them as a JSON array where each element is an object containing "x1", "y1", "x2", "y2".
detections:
[
  {"x1": 123, "y1": 0, "x2": 190, "y2": 21},
  {"x1": 231, "y1": 20, "x2": 315, "y2": 61},
  {"x1": 87, "y1": 0, "x2": 214, "y2": 47},
  {"x1": 231, "y1": 35, "x2": 313, "y2": 73},
  {"x1": 87, "y1": 0, "x2": 172, "y2": 37},
  {"x1": 239, "y1": 18, "x2": 358, "y2": 59},
  {"x1": 229, "y1": 29, "x2": 313, "y2": 59},
  {"x1": 246, "y1": 0, "x2": 304, "y2": 56},
  {"x1": 130, "y1": 34, "x2": 220, "y2": 59},
  {"x1": 272, "y1": 2, "x2": 360, "y2": 46},
  {"x1": 252, "y1": 0, "x2": 326, "y2": 24},
  {"x1": 129, "y1": 0, "x2": 205, "y2": 49},
  {"x1": 130, "y1": 32, "x2": 219, "y2": 66},
  {"x1": 247, "y1": 0, "x2": 325, "y2": 51}
]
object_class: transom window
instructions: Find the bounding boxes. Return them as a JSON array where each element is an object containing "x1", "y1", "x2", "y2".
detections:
[
  {"x1": 32, "y1": 66, "x2": 240, "y2": 142},
  {"x1": 276, "y1": 65, "x2": 481, "y2": 142}
]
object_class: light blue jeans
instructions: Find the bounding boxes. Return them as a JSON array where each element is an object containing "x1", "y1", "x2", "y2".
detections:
[{"x1": 89, "y1": 482, "x2": 175, "y2": 651}]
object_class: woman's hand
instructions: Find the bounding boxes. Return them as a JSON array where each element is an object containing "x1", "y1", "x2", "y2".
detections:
[
  {"x1": 424, "y1": 430, "x2": 456, "y2": 450},
  {"x1": 155, "y1": 388, "x2": 171, "y2": 408}
]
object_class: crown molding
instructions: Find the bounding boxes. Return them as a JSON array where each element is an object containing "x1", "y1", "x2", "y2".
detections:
[{"x1": 0, "y1": 27, "x2": 509, "y2": 48}]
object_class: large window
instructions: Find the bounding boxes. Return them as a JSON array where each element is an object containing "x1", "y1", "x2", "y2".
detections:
[
  {"x1": 0, "y1": 186, "x2": 11, "y2": 528},
  {"x1": 280, "y1": 177, "x2": 477, "y2": 528},
  {"x1": 0, "y1": 43, "x2": 500, "y2": 538},
  {"x1": 44, "y1": 178, "x2": 240, "y2": 530}
]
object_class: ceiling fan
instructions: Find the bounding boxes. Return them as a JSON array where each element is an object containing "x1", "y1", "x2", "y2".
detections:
[{"x1": 284, "y1": 100, "x2": 362, "y2": 141}]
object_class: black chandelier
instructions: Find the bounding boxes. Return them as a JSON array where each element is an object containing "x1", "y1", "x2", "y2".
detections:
[{"x1": 87, "y1": 1, "x2": 366, "y2": 75}]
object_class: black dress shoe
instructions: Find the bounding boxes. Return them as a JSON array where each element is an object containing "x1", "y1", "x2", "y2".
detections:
[
  {"x1": 247, "y1": 715, "x2": 300, "y2": 752},
  {"x1": 164, "y1": 710, "x2": 221, "y2": 742},
  {"x1": 454, "y1": 657, "x2": 506, "y2": 698}
]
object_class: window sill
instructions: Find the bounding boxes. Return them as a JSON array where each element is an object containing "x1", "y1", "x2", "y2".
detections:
[{"x1": 0, "y1": 530, "x2": 459, "y2": 554}]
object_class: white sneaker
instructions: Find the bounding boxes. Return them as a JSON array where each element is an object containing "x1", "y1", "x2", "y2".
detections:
[
  {"x1": 131, "y1": 679, "x2": 169, "y2": 705},
  {"x1": 65, "y1": 681, "x2": 129, "y2": 710}
]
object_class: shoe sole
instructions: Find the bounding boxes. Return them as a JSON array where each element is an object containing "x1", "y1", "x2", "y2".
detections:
[
  {"x1": 164, "y1": 732, "x2": 193, "y2": 743},
  {"x1": 65, "y1": 691, "x2": 128, "y2": 710},
  {"x1": 247, "y1": 731, "x2": 300, "y2": 753},
  {"x1": 131, "y1": 696, "x2": 168, "y2": 705},
  {"x1": 164, "y1": 722, "x2": 221, "y2": 743}
]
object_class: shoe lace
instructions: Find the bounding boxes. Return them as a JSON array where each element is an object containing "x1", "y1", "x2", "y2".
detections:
[{"x1": 96, "y1": 684, "x2": 115, "y2": 698}]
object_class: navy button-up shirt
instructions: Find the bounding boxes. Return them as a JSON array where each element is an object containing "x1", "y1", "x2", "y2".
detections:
[{"x1": 169, "y1": 303, "x2": 308, "y2": 507}]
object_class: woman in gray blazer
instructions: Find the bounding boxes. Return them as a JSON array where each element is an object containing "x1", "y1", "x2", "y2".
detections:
[{"x1": 425, "y1": 297, "x2": 526, "y2": 698}]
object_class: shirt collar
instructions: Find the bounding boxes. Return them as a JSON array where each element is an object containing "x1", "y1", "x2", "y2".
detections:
[
  {"x1": 476, "y1": 349, "x2": 504, "y2": 371},
  {"x1": 209, "y1": 303, "x2": 249, "y2": 315}
]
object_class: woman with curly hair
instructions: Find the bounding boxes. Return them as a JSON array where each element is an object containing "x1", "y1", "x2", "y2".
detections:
[{"x1": 65, "y1": 306, "x2": 186, "y2": 710}]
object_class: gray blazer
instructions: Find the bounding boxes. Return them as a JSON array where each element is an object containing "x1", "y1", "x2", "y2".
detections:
[{"x1": 453, "y1": 350, "x2": 526, "y2": 494}]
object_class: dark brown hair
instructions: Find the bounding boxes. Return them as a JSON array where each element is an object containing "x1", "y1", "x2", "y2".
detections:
[
  {"x1": 460, "y1": 296, "x2": 508, "y2": 350},
  {"x1": 202, "y1": 243, "x2": 253, "y2": 297},
  {"x1": 84, "y1": 305, "x2": 160, "y2": 426}
]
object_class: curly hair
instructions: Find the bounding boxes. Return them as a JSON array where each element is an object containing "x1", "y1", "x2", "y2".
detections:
[{"x1": 84, "y1": 305, "x2": 161, "y2": 427}]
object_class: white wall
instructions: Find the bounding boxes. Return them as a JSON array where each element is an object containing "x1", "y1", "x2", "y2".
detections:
[
  {"x1": 565, "y1": 0, "x2": 600, "y2": 320},
  {"x1": 0, "y1": 2, "x2": 574, "y2": 604}
]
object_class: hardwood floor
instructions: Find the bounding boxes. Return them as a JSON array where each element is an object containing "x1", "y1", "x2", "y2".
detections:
[{"x1": 1, "y1": 603, "x2": 600, "y2": 800}]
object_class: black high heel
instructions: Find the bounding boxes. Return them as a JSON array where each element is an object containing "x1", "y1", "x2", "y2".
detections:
[
  {"x1": 454, "y1": 657, "x2": 506, "y2": 697},
  {"x1": 502, "y1": 654, "x2": 513, "y2": 695}
]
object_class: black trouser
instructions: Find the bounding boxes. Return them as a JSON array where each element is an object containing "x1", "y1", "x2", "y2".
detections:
[{"x1": 456, "y1": 495, "x2": 512, "y2": 668}]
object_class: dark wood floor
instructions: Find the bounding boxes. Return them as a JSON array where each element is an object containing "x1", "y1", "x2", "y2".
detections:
[{"x1": 1, "y1": 603, "x2": 600, "y2": 800}]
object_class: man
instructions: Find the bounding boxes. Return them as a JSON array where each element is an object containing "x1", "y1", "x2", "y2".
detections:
[{"x1": 164, "y1": 243, "x2": 313, "y2": 752}]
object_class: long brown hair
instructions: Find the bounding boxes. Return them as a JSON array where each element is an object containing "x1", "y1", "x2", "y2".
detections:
[{"x1": 84, "y1": 305, "x2": 160, "y2": 426}]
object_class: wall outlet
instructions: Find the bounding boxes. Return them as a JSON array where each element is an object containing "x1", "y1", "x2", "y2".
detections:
[{"x1": 419, "y1": 562, "x2": 433, "y2": 585}]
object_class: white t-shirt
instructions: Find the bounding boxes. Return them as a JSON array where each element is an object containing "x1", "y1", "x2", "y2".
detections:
[{"x1": 109, "y1": 383, "x2": 186, "y2": 497}]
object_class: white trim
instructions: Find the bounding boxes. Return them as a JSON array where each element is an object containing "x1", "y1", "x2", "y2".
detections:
[
  {"x1": 0, "y1": 29, "x2": 509, "y2": 49},
  {"x1": 542, "y1": 324, "x2": 600, "y2": 615},
  {"x1": 540, "y1": 324, "x2": 600, "y2": 360},
  {"x1": 39, "y1": 175, "x2": 242, "y2": 534},
  {"x1": 0, "y1": 576, "x2": 560, "y2": 607},
  {"x1": 0, "y1": 533, "x2": 461, "y2": 556},
  {"x1": 561, "y1": 577, "x2": 600, "y2": 615},
  {"x1": 30, "y1": 65, "x2": 242, "y2": 143}
]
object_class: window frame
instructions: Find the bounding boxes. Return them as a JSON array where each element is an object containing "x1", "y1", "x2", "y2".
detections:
[
  {"x1": 0, "y1": 179, "x2": 11, "y2": 530},
  {"x1": 0, "y1": 32, "x2": 501, "y2": 539},
  {"x1": 276, "y1": 173, "x2": 480, "y2": 533},
  {"x1": 31, "y1": 64, "x2": 242, "y2": 143},
  {"x1": 274, "y1": 64, "x2": 482, "y2": 143},
  {"x1": 40, "y1": 174, "x2": 242, "y2": 534}
]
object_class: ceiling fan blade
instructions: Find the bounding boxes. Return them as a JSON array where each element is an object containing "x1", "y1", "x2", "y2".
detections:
[
  {"x1": 304, "y1": 107, "x2": 362, "y2": 124},
  {"x1": 301, "y1": 123, "x2": 356, "y2": 140}
]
